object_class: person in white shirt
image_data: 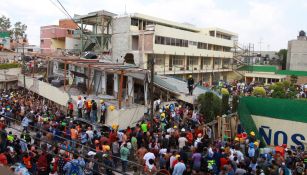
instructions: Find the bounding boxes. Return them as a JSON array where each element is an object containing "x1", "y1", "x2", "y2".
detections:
[
  {"x1": 86, "y1": 127, "x2": 94, "y2": 140},
  {"x1": 77, "y1": 96, "x2": 83, "y2": 118},
  {"x1": 178, "y1": 134, "x2": 188, "y2": 150},
  {"x1": 143, "y1": 151, "x2": 156, "y2": 167},
  {"x1": 169, "y1": 151, "x2": 177, "y2": 170}
]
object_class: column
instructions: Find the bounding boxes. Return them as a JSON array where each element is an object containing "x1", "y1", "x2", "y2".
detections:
[
  {"x1": 265, "y1": 78, "x2": 268, "y2": 84},
  {"x1": 101, "y1": 72, "x2": 106, "y2": 94},
  {"x1": 144, "y1": 81, "x2": 148, "y2": 106},
  {"x1": 114, "y1": 74, "x2": 118, "y2": 97},
  {"x1": 127, "y1": 76, "x2": 134, "y2": 105}
]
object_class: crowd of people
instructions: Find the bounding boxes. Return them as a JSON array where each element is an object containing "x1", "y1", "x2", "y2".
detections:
[{"x1": 0, "y1": 88, "x2": 306, "y2": 175}]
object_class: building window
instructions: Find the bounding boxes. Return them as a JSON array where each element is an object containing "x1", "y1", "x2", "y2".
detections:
[
  {"x1": 40, "y1": 39, "x2": 44, "y2": 44},
  {"x1": 189, "y1": 41, "x2": 197, "y2": 46},
  {"x1": 197, "y1": 42, "x2": 207, "y2": 49},
  {"x1": 165, "y1": 37, "x2": 171, "y2": 45},
  {"x1": 183, "y1": 40, "x2": 188, "y2": 47},
  {"x1": 131, "y1": 18, "x2": 139, "y2": 26},
  {"x1": 155, "y1": 57, "x2": 163, "y2": 65},
  {"x1": 171, "y1": 38, "x2": 176, "y2": 46},
  {"x1": 155, "y1": 35, "x2": 188, "y2": 47},
  {"x1": 155, "y1": 36, "x2": 166, "y2": 45}
]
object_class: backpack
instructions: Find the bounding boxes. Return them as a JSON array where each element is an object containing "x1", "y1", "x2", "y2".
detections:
[
  {"x1": 281, "y1": 167, "x2": 292, "y2": 175},
  {"x1": 70, "y1": 160, "x2": 80, "y2": 175}
]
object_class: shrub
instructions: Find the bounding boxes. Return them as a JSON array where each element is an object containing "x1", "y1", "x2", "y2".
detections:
[
  {"x1": 0, "y1": 63, "x2": 20, "y2": 69},
  {"x1": 252, "y1": 86, "x2": 266, "y2": 97},
  {"x1": 198, "y1": 92, "x2": 222, "y2": 123},
  {"x1": 221, "y1": 88, "x2": 229, "y2": 95}
]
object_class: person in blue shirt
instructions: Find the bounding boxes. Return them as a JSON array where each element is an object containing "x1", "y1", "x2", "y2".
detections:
[
  {"x1": 173, "y1": 157, "x2": 186, "y2": 175},
  {"x1": 63, "y1": 154, "x2": 85, "y2": 175}
]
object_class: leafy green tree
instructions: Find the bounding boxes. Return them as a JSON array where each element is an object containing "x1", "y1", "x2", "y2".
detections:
[
  {"x1": 0, "y1": 15, "x2": 27, "y2": 40},
  {"x1": 232, "y1": 95, "x2": 239, "y2": 113},
  {"x1": 277, "y1": 49, "x2": 287, "y2": 70},
  {"x1": 12, "y1": 21, "x2": 27, "y2": 40},
  {"x1": 290, "y1": 75, "x2": 298, "y2": 85},
  {"x1": 270, "y1": 82, "x2": 286, "y2": 98},
  {"x1": 198, "y1": 92, "x2": 221, "y2": 123},
  {"x1": 0, "y1": 15, "x2": 11, "y2": 32},
  {"x1": 221, "y1": 88, "x2": 229, "y2": 96},
  {"x1": 252, "y1": 86, "x2": 266, "y2": 97},
  {"x1": 221, "y1": 94, "x2": 230, "y2": 114}
]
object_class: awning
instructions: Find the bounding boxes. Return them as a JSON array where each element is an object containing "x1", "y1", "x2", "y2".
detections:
[{"x1": 70, "y1": 71, "x2": 88, "y2": 79}]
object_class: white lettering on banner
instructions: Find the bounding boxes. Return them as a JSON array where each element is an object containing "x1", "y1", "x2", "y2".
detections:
[{"x1": 251, "y1": 115, "x2": 306, "y2": 150}]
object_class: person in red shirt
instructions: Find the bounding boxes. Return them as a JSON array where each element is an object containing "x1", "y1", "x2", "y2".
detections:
[
  {"x1": 220, "y1": 154, "x2": 230, "y2": 170},
  {"x1": 0, "y1": 151, "x2": 8, "y2": 166},
  {"x1": 67, "y1": 102, "x2": 74, "y2": 117},
  {"x1": 0, "y1": 117, "x2": 6, "y2": 130}
]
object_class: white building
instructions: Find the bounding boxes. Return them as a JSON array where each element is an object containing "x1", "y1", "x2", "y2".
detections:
[
  {"x1": 287, "y1": 30, "x2": 307, "y2": 71},
  {"x1": 112, "y1": 13, "x2": 238, "y2": 84}
]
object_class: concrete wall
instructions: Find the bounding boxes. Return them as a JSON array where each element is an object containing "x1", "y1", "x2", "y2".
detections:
[
  {"x1": 18, "y1": 74, "x2": 146, "y2": 129},
  {"x1": 112, "y1": 17, "x2": 131, "y2": 63},
  {"x1": 106, "y1": 105, "x2": 147, "y2": 129},
  {"x1": 65, "y1": 37, "x2": 81, "y2": 50},
  {"x1": 287, "y1": 40, "x2": 307, "y2": 71},
  {"x1": 51, "y1": 39, "x2": 65, "y2": 50}
]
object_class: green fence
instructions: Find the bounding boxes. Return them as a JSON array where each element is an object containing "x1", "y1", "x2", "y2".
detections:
[{"x1": 238, "y1": 97, "x2": 307, "y2": 146}]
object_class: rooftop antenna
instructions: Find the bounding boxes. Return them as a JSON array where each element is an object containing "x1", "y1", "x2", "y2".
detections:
[{"x1": 124, "y1": 4, "x2": 127, "y2": 15}]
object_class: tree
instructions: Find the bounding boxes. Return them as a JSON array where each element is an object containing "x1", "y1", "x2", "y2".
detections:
[
  {"x1": 290, "y1": 75, "x2": 298, "y2": 85},
  {"x1": 221, "y1": 94, "x2": 230, "y2": 114},
  {"x1": 221, "y1": 88, "x2": 229, "y2": 96},
  {"x1": 198, "y1": 92, "x2": 221, "y2": 123},
  {"x1": 12, "y1": 21, "x2": 27, "y2": 40},
  {"x1": 0, "y1": 15, "x2": 27, "y2": 40},
  {"x1": 277, "y1": 49, "x2": 287, "y2": 70},
  {"x1": 252, "y1": 86, "x2": 266, "y2": 97},
  {"x1": 0, "y1": 15, "x2": 11, "y2": 32},
  {"x1": 232, "y1": 95, "x2": 239, "y2": 113},
  {"x1": 269, "y1": 81, "x2": 297, "y2": 99}
]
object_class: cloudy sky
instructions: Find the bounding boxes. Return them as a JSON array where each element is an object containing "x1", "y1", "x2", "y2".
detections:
[{"x1": 1, "y1": 0, "x2": 306, "y2": 51}]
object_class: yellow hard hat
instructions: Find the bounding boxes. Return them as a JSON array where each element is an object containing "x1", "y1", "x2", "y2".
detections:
[
  {"x1": 234, "y1": 137, "x2": 239, "y2": 141},
  {"x1": 100, "y1": 100, "x2": 104, "y2": 103},
  {"x1": 161, "y1": 113, "x2": 165, "y2": 117},
  {"x1": 189, "y1": 75, "x2": 192, "y2": 78},
  {"x1": 254, "y1": 141, "x2": 259, "y2": 147},
  {"x1": 250, "y1": 131, "x2": 255, "y2": 136},
  {"x1": 109, "y1": 105, "x2": 115, "y2": 111}
]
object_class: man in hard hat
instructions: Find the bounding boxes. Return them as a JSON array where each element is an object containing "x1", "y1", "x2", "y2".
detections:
[
  {"x1": 100, "y1": 100, "x2": 107, "y2": 124},
  {"x1": 187, "y1": 75, "x2": 194, "y2": 95}
]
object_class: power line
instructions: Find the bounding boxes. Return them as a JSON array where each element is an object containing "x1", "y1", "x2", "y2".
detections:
[
  {"x1": 55, "y1": 0, "x2": 73, "y2": 20},
  {"x1": 48, "y1": 0, "x2": 70, "y2": 19}
]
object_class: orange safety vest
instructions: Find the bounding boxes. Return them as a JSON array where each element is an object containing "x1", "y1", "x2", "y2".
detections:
[
  {"x1": 23, "y1": 156, "x2": 32, "y2": 169},
  {"x1": 71, "y1": 129, "x2": 78, "y2": 139}
]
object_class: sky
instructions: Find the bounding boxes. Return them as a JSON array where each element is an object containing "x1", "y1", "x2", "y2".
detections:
[{"x1": 1, "y1": 0, "x2": 307, "y2": 51}]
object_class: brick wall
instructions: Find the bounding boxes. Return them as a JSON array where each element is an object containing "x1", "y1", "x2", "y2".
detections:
[
  {"x1": 286, "y1": 75, "x2": 307, "y2": 85},
  {"x1": 59, "y1": 19, "x2": 78, "y2": 29}
]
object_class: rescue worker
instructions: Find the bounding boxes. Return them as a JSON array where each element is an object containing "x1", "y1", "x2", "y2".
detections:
[
  {"x1": 187, "y1": 75, "x2": 194, "y2": 95},
  {"x1": 100, "y1": 100, "x2": 107, "y2": 124}
]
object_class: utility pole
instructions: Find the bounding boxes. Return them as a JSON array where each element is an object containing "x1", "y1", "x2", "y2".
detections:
[
  {"x1": 150, "y1": 56, "x2": 155, "y2": 125},
  {"x1": 118, "y1": 69, "x2": 124, "y2": 109},
  {"x1": 22, "y1": 40, "x2": 26, "y2": 88}
]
